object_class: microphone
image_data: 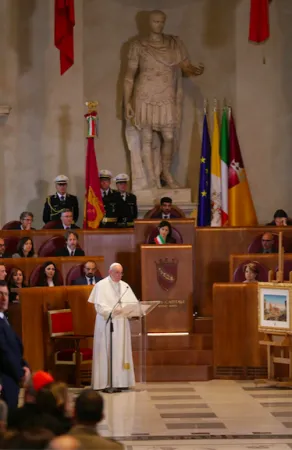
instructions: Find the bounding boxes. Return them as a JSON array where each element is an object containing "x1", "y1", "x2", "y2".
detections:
[{"x1": 106, "y1": 286, "x2": 129, "y2": 325}]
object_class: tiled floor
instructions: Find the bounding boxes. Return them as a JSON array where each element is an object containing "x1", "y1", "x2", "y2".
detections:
[{"x1": 72, "y1": 380, "x2": 292, "y2": 450}]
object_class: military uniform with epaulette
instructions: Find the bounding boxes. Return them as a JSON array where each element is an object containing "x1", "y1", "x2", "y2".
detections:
[
  {"x1": 42, "y1": 175, "x2": 79, "y2": 224},
  {"x1": 114, "y1": 173, "x2": 138, "y2": 228},
  {"x1": 100, "y1": 188, "x2": 122, "y2": 228}
]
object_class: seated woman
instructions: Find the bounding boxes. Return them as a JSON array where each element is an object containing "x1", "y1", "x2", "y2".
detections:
[
  {"x1": 35, "y1": 261, "x2": 61, "y2": 287},
  {"x1": 7, "y1": 267, "x2": 27, "y2": 302},
  {"x1": 153, "y1": 220, "x2": 176, "y2": 245},
  {"x1": 243, "y1": 262, "x2": 259, "y2": 283},
  {"x1": 12, "y1": 237, "x2": 37, "y2": 258},
  {"x1": 267, "y1": 209, "x2": 292, "y2": 226}
]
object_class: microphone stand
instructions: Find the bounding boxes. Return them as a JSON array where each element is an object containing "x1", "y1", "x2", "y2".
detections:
[{"x1": 103, "y1": 286, "x2": 128, "y2": 394}]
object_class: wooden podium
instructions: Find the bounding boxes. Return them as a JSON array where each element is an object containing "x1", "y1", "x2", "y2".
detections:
[{"x1": 141, "y1": 245, "x2": 193, "y2": 333}]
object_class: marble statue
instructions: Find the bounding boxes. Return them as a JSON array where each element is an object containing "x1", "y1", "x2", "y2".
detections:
[{"x1": 124, "y1": 10, "x2": 204, "y2": 190}]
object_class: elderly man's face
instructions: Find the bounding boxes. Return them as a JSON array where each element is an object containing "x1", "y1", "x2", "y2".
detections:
[
  {"x1": 262, "y1": 233, "x2": 274, "y2": 251},
  {"x1": 61, "y1": 212, "x2": 73, "y2": 227},
  {"x1": 109, "y1": 265, "x2": 123, "y2": 283}
]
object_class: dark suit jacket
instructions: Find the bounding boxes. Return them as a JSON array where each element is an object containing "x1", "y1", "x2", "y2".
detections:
[
  {"x1": 53, "y1": 223, "x2": 80, "y2": 230},
  {"x1": 0, "y1": 252, "x2": 12, "y2": 258},
  {"x1": 151, "y1": 212, "x2": 178, "y2": 219},
  {"x1": 55, "y1": 247, "x2": 85, "y2": 257},
  {"x1": 71, "y1": 275, "x2": 102, "y2": 286},
  {"x1": 11, "y1": 224, "x2": 36, "y2": 231},
  {"x1": 0, "y1": 317, "x2": 27, "y2": 409},
  {"x1": 43, "y1": 193, "x2": 79, "y2": 223}
]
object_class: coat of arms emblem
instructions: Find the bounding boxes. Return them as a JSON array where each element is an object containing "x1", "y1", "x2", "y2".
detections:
[{"x1": 155, "y1": 258, "x2": 178, "y2": 291}]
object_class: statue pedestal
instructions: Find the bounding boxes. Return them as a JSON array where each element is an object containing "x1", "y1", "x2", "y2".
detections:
[{"x1": 134, "y1": 188, "x2": 192, "y2": 205}]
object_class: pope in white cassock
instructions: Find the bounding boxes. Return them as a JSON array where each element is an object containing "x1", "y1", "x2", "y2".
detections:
[{"x1": 88, "y1": 262, "x2": 138, "y2": 390}]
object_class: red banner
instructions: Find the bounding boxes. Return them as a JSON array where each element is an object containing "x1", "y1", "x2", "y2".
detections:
[
  {"x1": 83, "y1": 138, "x2": 105, "y2": 229},
  {"x1": 249, "y1": 0, "x2": 270, "y2": 43},
  {"x1": 55, "y1": 0, "x2": 75, "y2": 75}
]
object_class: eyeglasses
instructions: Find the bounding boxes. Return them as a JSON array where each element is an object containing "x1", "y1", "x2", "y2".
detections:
[{"x1": 262, "y1": 239, "x2": 273, "y2": 242}]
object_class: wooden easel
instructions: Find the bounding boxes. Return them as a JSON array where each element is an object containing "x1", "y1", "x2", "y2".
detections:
[{"x1": 258, "y1": 232, "x2": 292, "y2": 386}]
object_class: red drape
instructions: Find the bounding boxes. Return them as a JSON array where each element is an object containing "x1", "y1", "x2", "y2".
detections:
[
  {"x1": 249, "y1": 0, "x2": 270, "y2": 43},
  {"x1": 55, "y1": 0, "x2": 75, "y2": 75}
]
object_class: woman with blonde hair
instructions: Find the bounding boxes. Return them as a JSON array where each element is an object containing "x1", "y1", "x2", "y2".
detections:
[{"x1": 243, "y1": 262, "x2": 259, "y2": 283}]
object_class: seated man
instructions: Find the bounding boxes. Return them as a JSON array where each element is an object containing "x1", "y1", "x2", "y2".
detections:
[
  {"x1": 261, "y1": 232, "x2": 276, "y2": 254},
  {"x1": 267, "y1": 209, "x2": 292, "y2": 226},
  {"x1": 150, "y1": 197, "x2": 178, "y2": 219},
  {"x1": 0, "y1": 239, "x2": 11, "y2": 258},
  {"x1": 9, "y1": 212, "x2": 35, "y2": 230},
  {"x1": 55, "y1": 231, "x2": 85, "y2": 257},
  {"x1": 53, "y1": 209, "x2": 80, "y2": 230},
  {"x1": 71, "y1": 260, "x2": 102, "y2": 285}
]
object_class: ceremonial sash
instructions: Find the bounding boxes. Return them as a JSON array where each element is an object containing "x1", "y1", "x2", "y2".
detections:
[{"x1": 154, "y1": 235, "x2": 166, "y2": 245}]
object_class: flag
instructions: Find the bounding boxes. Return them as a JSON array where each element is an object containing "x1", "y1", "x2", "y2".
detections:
[
  {"x1": 220, "y1": 108, "x2": 229, "y2": 225},
  {"x1": 55, "y1": 0, "x2": 75, "y2": 75},
  {"x1": 228, "y1": 112, "x2": 258, "y2": 226},
  {"x1": 210, "y1": 109, "x2": 221, "y2": 226},
  {"x1": 249, "y1": 0, "x2": 270, "y2": 43},
  {"x1": 83, "y1": 138, "x2": 105, "y2": 229},
  {"x1": 197, "y1": 114, "x2": 211, "y2": 226}
]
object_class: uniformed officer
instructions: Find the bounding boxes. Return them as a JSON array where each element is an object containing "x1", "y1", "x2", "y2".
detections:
[
  {"x1": 114, "y1": 173, "x2": 138, "y2": 227},
  {"x1": 42, "y1": 175, "x2": 79, "y2": 224},
  {"x1": 99, "y1": 170, "x2": 121, "y2": 228}
]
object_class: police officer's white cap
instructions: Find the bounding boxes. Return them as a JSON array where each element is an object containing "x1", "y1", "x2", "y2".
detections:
[
  {"x1": 115, "y1": 173, "x2": 129, "y2": 183},
  {"x1": 54, "y1": 175, "x2": 69, "y2": 184},
  {"x1": 99, "y1": 169, "x2": 112, "y2": 179}
]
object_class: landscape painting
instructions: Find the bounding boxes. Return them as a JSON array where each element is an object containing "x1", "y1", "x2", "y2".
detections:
[{"x1": 259, "y1": 287, "x2": 290, "y2": 332}]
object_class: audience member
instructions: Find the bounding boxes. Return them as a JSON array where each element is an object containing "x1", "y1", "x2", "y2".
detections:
[
  {"x1": 35, "y1": 262, "x2": 62, "y2": 287},
  {"x1": 7, "y1": 268, "x2": 27, "y2": 302},
  {"x1": 69, "y1": 389, "x2": 123, "y2": 449},
  {"x1": 55, "y1": 232, "x2": 85, "y2": 257},
  {"x1": 18, "y1": 212, "x2": 35, "y2": 231},
  {"x1": 53, "y1": 210, "x2": 80, "y2": 230},
  {"x1": 114, "y1": 173, "x2": 138, "y2": 227},
  {"x1": 243, "y1": 262, "x2": 259, "y2": 283},
  {"x1": 47, "y1": 435, "x2": 81, "y2": 450},
  {"x1": 36, "y1": 382, "x2": 73, "y2": 434},
  {"x1": 99, "y1": 169, "x2": 121, "y2": 228},
  {"x1": 152, "y1": 220, "x2": 176, "y2": 244},
  {"x1": 151, "y1": 197, "x2": 177, "y2": 219},
  {"x1": 71, "y1": 261, "x2": 102, "y2": 285},
  {"x1": 12, "y1": 237, "x2": 37, "y2": 258},
  {"x1": 0, "y1": 281, "x2": 31, "y2": 409},
  {"x1": 43, "y1": 175, "x2": 79, "y2": 224},
  {"x1": 261, "y1": 232, "x2": 276, "y2": 254},
  {"x1": 0, "y1": 239, "x2": 11, "y2": 258},
  {"x1": 1, "y1": 428, "x2": 55, "y2": 449},
  {"x1": 267, "y1": 209, "x2": 292, "y2": 226},
  {"x1": 0, "y1": 265, "x2": 7, "y2": 281}
]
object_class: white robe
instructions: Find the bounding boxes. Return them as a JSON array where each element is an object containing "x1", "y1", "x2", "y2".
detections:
[{"x1": 88, "y1": 276, "x2": 138, "y2": 390}]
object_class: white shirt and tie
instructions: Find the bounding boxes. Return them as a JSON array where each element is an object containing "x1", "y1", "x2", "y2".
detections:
[
  {"x1": 101, "y1": 189, "x2": 110, "y2": 198},
  {"x1": 67, "y1": 246, "x2": 75, "y2": 256},
  {"x1": 162, "y1": 214, "x2": 170, "y2": 219},
  {"x1": 57, "y1": 193, "x2": 66, "y2": 202},
  {"x1": 86, "y1": 276, "x2": 96, "y2": 285}
]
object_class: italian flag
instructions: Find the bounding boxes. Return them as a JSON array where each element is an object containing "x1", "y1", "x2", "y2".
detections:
[
  {"x1": 154, "y1": 235, "x2": 166, "y2": 245},
  {"x1": 210, "y1": 109, "x2": 221, "y2": 227},
  {"x1": 220, "y1": 108, "x2": 229, "y2": 225}
]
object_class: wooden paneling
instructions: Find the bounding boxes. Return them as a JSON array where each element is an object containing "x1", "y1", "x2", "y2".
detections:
[
  {"x1": 141, "y1": 245, "x2": 193, "y2": 333},
  {"x1": 213, "y1": 283, "x2": 266, "y2": 373}
]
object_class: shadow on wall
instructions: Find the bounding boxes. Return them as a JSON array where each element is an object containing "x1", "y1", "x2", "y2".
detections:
[
  {"x1": 8, "y1": 0, "x2": 36, "y2": 74},
  {"x1": 26, "y1": 180, "x2": 49, "y2": 228},
  {"x1": 202, "y1": 0, "x2": 240, "y2": 48}
]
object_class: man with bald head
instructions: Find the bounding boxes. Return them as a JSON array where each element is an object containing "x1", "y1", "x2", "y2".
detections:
[
  {"x1": 88, "y1": 263, "x2": 138, "y2": 391},
  {"x1": 261, "y1": 232, "x2": 276, "y2": 254}
]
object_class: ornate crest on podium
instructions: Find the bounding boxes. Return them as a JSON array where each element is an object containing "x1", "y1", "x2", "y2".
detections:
[{"x1": 155, "y1": 258, "x2": 178, "y2": 291}]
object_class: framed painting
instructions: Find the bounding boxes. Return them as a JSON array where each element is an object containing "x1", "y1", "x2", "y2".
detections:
[{"x1": 258, "y1": 283, "x2": 292, "y2": 333}]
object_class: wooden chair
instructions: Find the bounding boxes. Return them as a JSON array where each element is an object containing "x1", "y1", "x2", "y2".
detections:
[
  {"x1": 4, "y1": 236, "x2": 20, "y2": 255},
  {"x1": 38, "y1": 236, "x2": 66, "y2": 257},
  {"x1": 45, "y1": 305, "x2": 93, "y2": 387},
  {"x1": 42, "y1": 220, "x2": 63, "y2": 229},
  {"x1": 29, "y1": 265, "x2": 64, "y2": 287},
  {"x1": 233, "y1": 261, "x2": 271, "y2": 282},
  {"x1": 144, "y1": 205, "x2": 185, "y2": 219}
]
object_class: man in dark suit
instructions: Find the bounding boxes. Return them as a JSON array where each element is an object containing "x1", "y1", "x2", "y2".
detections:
[
  {"x1": 9, "y1": 212, "x2": 36, "y2": 230},
  {"x1": 0, "y1": 240, "x2": 11, "y2": 258},
  {"x1": 151, "y1": 197, "x2": 177, "y2": 219},
  {"x1": 0, "y1": 281, "x2": 30, "y2": 409},
  {"x1": 43, "y1": 175, "x2": 79, "y2": 224},
  {"x1": 53, "y1": 210, "x2": 80, "y2": 230},
  {"x1": 261, "y1": 232, "x2": 277, "y2": 254},
  {"x1": 55, "y1": 231, "x2": 85, "y2": 257},
  {"x1": 71, "y1": 261, "x2": 102, "y2": 286},
  {"x1": 114, "y1": 173, "x2": 138, "y2": 227}
]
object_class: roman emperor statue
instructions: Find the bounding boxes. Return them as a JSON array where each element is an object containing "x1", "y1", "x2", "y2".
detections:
[{"x1": 124, "y1": 10, "x2": 204, "y2": 190}]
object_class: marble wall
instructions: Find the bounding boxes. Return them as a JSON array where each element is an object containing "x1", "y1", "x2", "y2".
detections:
[{"x1": 0, "y1": 0, "x2": 291, "y2": 226}]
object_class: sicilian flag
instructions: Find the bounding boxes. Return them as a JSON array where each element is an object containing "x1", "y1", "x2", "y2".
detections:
[
  {"x1": 210, "y1": 108, "x2": 221, "y2": 226},
  {"x1": 154, "y1": 235, "x2": 166, "y2": 245},
  {"x1": 197, "y1": 114, "x2": 211, "y2": 226},
  {"x1": 249, "y1": 0, "x2": 270, "y2": 43},
  {"x1": 83, "y1": 138, "x2": 105, "y2": 229},
  {"x1": 228, "y1": 111, "x2": 257, "y2": 226},
  {"x1": 220, "y1": 108, "x2": 229, "y2": 225}
]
